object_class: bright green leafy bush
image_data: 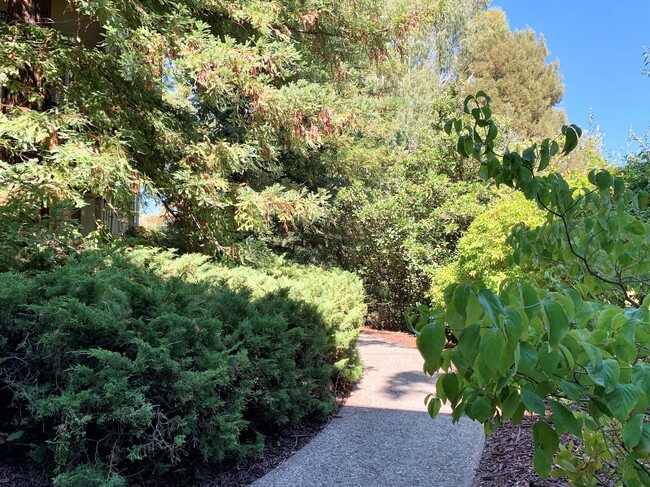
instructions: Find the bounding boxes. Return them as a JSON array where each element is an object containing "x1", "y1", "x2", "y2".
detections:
[
  {"x1": 0, "y1": 247, "x2": 365, "y2": 484},
  {"x1": 428, "y1": 191, "x2": 545, "y2": 304},
  {"x1": 413, "y1": 94, "x2": 650, "y2": 485},
  {"x1": 622, "y1": 139, "x2": 650, "y2": 222}
]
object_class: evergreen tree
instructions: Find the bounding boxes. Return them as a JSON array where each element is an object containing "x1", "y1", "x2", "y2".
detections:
[
  {"x1": 0, "y1": 0, "x2": 441, "y2": 264},
  {"x1": 458, "y1": 8, "x2": 566, "y2": 139}
]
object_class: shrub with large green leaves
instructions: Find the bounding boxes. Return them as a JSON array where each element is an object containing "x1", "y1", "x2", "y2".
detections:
[
  {"x1": 412, "y1": 93, "x2": 650, "y2": 485},
  {"x1": 0, "y1": 247, "x2": 366, "y2": 485}
]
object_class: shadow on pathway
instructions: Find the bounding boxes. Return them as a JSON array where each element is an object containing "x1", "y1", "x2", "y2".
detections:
[{"x1": 252, "y1": 333, "x2": 485, "y2": 487}]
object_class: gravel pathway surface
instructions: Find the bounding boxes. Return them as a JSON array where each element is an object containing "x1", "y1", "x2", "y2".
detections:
[{"x1": 252, "y1": 333, "x2": 485, "y2": 487}]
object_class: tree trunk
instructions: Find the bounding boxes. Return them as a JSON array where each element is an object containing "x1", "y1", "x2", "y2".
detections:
[
  {"x1": 1, "y1": 0, "x2": 53, "y2": 111},
  {"x1": 7, "y1": 0, "x2": 52, "y2": 24}
]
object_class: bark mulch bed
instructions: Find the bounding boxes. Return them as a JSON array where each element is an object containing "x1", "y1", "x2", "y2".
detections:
[
  {"x1": 361, "y1": 326, "x2": 417, "y2": 348},
  {"x1": 0, "y1": 447, "x2": 53, "y2": 487},
  {"x1": 473, "y1": 415, "x2": 569, "y2": 487}
]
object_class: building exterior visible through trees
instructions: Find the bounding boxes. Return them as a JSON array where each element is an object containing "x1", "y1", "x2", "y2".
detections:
[{"x1": 0, "y1": 0, "x2": 138, "y2": 235}]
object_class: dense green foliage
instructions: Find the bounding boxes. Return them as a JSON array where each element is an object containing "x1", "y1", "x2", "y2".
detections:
[
  {"x1": 428, "y1": 191, "x2": 545, "y2": 305},
  {"x1": 0, "y1": 0, "x2": 447, "y2": 264},
  {"x1": 332, "y1": 146, "x2": 490, "y2": 327},
  {"x1": 0, "y1": 248, "x2": 365, "y2": 484},
  {"x1": 413, "y1": 94, "x2": 650, "y2": 485},
  {"x1": 622, "y1": 139, "x2": 650, "y2": 221},
  {"x1": 302, "y1": 5, "x2": 571, "y2": 326},
  {"x1": 5, "y1": 1, "x2": 626, "y2": 484}
]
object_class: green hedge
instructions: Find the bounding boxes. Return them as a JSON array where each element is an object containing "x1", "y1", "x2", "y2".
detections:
[{"x1": 0, "y1": 248, "x2": 366, "y2": 485}]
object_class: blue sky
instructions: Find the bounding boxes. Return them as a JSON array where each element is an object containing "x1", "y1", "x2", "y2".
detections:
[{"x1": 490, "y1": 0, "x2": 650, "y2": 160}]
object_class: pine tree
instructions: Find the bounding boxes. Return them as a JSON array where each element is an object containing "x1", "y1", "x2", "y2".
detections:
[{"x1": 458, "y1": 8, "x2": 566, "y2": 139}]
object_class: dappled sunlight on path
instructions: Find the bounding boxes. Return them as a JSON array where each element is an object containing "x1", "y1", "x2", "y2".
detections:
[{"x1": 252, "y1": 333, "x2": 484, "y2": 487}]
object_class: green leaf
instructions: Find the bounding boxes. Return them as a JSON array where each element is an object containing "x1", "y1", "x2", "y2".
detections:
[
  {"x1": 28, "y1": 445, "x2": 48, "y2": 463},
  {"x1": 417, "y1": 321, "x2": 446, "y2": 375},
  {"x1": 538, "y1": 342, "x2": 560, "y2": 375},
  {"x1": 504, "y1": 308, "x2": 525, "y2": 344},
  {"x1": 518, "y1": 342, "x2": 538, "y2": 374},
  {"x1": 543, "y1": 300, "x2": 569, "y2": 347},
  {"x1": 502, "y1": 391, "x2": 521, "y2": 420},
  {"x1": 444, "y1": 119, "x2": 453, "y2": 135},
  {"x1": 427, "y1": 397, "x2": 442, "y2": 419},
  {"x1": 471, "y1": 107, "x2": 482, "y2": 123},
  {"x1": 583, "y1": 343, "x2": 602, "y2": 369},
  {"x1": 463, "y1": 94, "x2": 474, "y2": 114},
  {"x1": 562, "y1": 125, "x2": 580, "y2": 155},
  {"x1": 558, "y1": 344, "x2": 575, "y2": 370},
  {"x1": 479, "y1": 162, "x2": 489, "y2": 180},
  {"x1": 519, "y1": 283, "x2": 540, "y2": 320},
  {"x1": 485, "y1": 121, "x2": 498, "y2": 144},
  {"x1": 458, "y1": 324, "x2": 481, "y2": 360},
  {"x1": 533, "y1": 421, "x2": 559, "y2": 479},
  {"x1": 637, "y1": 424, "x2": 650, "y2": 456},
  {"x1": 6, "y1": 430, "x2": 24, "y2": 442},
  {"x1": 538, "y1": 149, "x2": 550, "y2": 171},
  {"x1": 475, "y1": 90, "x2": 491, "y2": 103},
  {"x1": 470, "y1": 396, "x2": 494, "y2": 423},
  {"x1": 605, "y1": 384, "x2": 639, "y2": 420},
  {"x1": 457, "y1": 136, "x2": 467, "y2": 157},
  {"x1": 477, "y1": 288, "x2": 505, "y2": 325},
  {"x1": 453, "y1": 284, "x2": 471, "y2": 319},
  {"x1": 533, "y1": 447, "x2": 552, "y2": 479},
  {"x1": 549, "y1": 400, "x2": 582, "y2": 437},
  {"x1": 586, "y1": 358, "x2": 620, "y2": 393},
  {"x1": 521, "y1": 389, "x2": 546, "y2": 415},
  {"x1": 622, "y1": 414, "x2": 644, "y2": 448},
  {"x1": 440, "y1": 373, "x2": 460, "y2": 405},
  {"x1": 479, "y1": 328, "x2": 506, "y2": 372},
  {"x1": 559, "y1": 379, "x2": 582, "y2": 401},
  {"x1": 511, "y1": 402, "x2": 526, "y2": 425},
  {"x1": 463, "y1": 137, "x2": 474, "y2": 158},
  {"x1": 594, "y1": 171, "x2": 612, "y2": 190},
  {"x1": 613, "y1": 177, "x2": 625, "y2": 197},
  {"x1": 632, "y1": 363, "x2": 650, "y2": 400}
]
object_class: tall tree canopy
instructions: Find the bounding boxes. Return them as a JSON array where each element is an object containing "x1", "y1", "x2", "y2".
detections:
[
  {"x1": 0, "y1": 0, "x2": 446, "y2": 263},
  {"x1": 458, "y1": 8, "x2": 565, "y2": 139}
]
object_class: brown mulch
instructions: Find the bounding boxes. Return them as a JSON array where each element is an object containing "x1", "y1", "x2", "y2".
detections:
[
  {"x1": 361, "y1": 326, "x2": 417, "y2": 348},
  {"x1": 473, "y1": 415, "x2": 569, "y2": 487},
  {"x1": 0, "y1": 448, "x2": 53, "y2": 487}
]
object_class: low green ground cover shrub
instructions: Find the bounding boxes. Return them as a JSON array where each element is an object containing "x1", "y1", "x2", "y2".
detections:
[{"x1": 0, "y1": 247, "x2": 366, "y2": 485}]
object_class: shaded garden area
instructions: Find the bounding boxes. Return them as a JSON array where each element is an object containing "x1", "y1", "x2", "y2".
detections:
[{"x1": 1, "y1": 0, "x2": 649, "y2": 485}]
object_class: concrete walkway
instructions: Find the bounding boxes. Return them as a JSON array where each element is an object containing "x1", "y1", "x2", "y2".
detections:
[{"x1": 252, "y1": 333, "x2": 485, "y2": 487}]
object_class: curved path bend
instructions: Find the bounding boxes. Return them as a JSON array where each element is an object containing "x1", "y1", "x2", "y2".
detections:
[{"x1": 252, "y1": 332, "x2": 485, "y2": 487}]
